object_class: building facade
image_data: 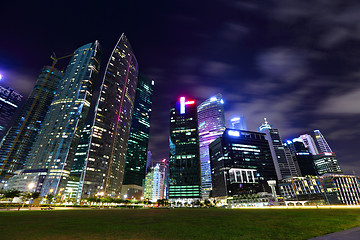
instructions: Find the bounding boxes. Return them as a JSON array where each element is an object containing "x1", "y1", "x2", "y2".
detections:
[
  {"x1": 197, "y1": 94, "x2": 225, "y2": 198},
  {"x1": 169, "y1": 97, "x2": 201, "y2": 199},
  {"x1": 0, "y1": 66, "x2": 63, "y2": 182},
  {"x1": 76, "y1": 34, "x2": 139, "y2": 199},
  {"x1": 123, "y1": 73, "x2": 154, "y2": 187},
  {"x1": 284, "y1": 138, "x2": 317, "y2": 176},
  {"x1": 143, "y1": 160, "x2": 167, "y2": 202},
  {"x1": 300, "y1": 134, "x2": 319, "y2": 155},
  {"x1": 25, "y1": 41, "x2": 101, "y2": 196},
  {"x1": 259, "y1": 119, "x2": 300, "y2": 180},
  {"x1": 209, "y1": 129, "x2": 277, "y2": 198},
  {"x1": 314, "y1": 153, "x2": 342, "y2": 175},
  {"x1": 0, "y1": 86, "x2": 22, "y2": 140},
  {"x1": 314, "y1": 130, "x2": 333, "y2": 153}
]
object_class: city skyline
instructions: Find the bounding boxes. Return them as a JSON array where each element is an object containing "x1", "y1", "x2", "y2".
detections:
[{"x1": 1, "y1": 0, "x2": 359, "y2": 176}]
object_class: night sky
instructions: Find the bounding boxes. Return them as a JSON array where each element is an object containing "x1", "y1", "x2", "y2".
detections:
[{"x1": 1, "y1": 0, "x2": 359, "y2": 175}]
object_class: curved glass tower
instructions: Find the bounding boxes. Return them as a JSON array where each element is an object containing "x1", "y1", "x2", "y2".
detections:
[
  {"x1": 197, "y1": 94, "x2": 225, "y2": 198},
  {"x1": 78, "y1": 34, "x2": 139, "y2": 198},
  {"x1": 25, "y1": 41, "x2": 101, "y2": 196}
]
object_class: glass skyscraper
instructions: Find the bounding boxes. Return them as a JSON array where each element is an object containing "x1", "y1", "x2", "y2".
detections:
[
  {"x1": 197, "y1": 94, "x2": 225, "y2": 198},
  {"x1": 209, "y1": 129, "x2": 277, "y2": 197},
  {"x1": 123, "y1": 73, "x2": 154, "y2": 187},
  {"x1": 76, "y1": 34, "x2": 139, "y2": 199},
  {"x1": 229, "y1": 116, "x2": 247, "y2": 130},
  {"x1": 169, "y1": 97, "x2": 201, "y2": 200},
  {"x1": 258, "y1": 119, "x2": 300, "y2": 180},
  {"x1": 0, "y1": 66, "x2": 63, "y2": 182},
  {"x1": 25, "y1": 41, "x2": 101, "y2": 196},
  {"x1": 314, "y1": 130, "x2": 333, "y2": 153},
  {"x1": 0, "y1": 86, "x2": 22, "y2": 140}
]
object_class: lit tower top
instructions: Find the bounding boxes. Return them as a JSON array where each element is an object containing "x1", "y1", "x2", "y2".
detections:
[
  {"x1": 314, "y1": 130, "x2": 333, "y2": 153},
  {"x1": 258, "y1": 118, "x2": 272, "y2": 132},
  {"x1": 229, "y1": 116, "x2": 247, "y2": 130}
]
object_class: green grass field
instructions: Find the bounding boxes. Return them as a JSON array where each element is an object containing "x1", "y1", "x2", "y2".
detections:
[{"x1": 1, "y1": 208, "x2": 360, "y2": 239}]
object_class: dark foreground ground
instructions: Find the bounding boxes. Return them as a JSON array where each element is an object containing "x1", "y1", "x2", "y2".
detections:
[{"x1": 1, "y1": 208, "x2": 360, "y2": 240}]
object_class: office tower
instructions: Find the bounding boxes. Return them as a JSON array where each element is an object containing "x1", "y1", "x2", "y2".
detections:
[
  {"x1": 77, "y1": 34, "x2": 139, "y2": 199},
  {"x1": 65, "y1": 124, "x2": 92, "y2": 202},
  {"x1": 25, "y1": 41, "x2": 101, "y2": 196},
  {"x1": 197, "y1": 94, "x2": 225, "y2": 198},
  {"x1": 314, "y1": 130, "x2": 333, "y2": 153},
  {"x1": 123, "y1": 73, "x2": 154, "y2": 188},
  {"x1": 284, "y1": 138, "x2": 317, "y2": 176},
  {"x1": 300, "y1": 134, "x2": 319, "y2": 155},
  {"x1": 209, "y1": 129, "x2": 277, "y2": 198},
  {"x1": 229, "y1": 116, "x2": 247, "y2": 130},
  {"x1": 0, "y1": 66, "x2": 63, "y2": 182},
  {"x1": 169, "y1": 97, "x2": 201, "y2": 200},
  {"x1": 313, "y1": 153, "x2": 342, "y2": 175},
  {"x1": 0, "y1": 86, "x2": 22, "y2": 139},
  {"x1": 143, "y1": 159, "x2": 167, "y2": 202},
  {"x1": 259, "y1": 119, "x2": 300, "y2": 180}
]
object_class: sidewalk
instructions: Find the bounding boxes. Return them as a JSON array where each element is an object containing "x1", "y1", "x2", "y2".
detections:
[{"x1": 309, "y1": 226, "x2": 360, "y2": 240}]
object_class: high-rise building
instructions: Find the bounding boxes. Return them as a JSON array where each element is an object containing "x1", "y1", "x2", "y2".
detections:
[
  {"x1": 143, "y1": 159, "x2": 167, "y2": 202},
  {"x1": 123, "y1": 73, "x2": 154, "y2": 188},
  {"x1": 314, "y1": 130, "x2": 333, "y2": 153},
  {"x1": 313, "y1": 153, "x2": 342, "y2": 175},
  {"x1": 284, "y1": 138, "x2": 317, "y2": 176},
  {"x1": 169, "y1": 97, "x2": 201, "y2": 200},
  {"x1": 300, "y1": 134, "x2": 319, "y2": 155},
  {"x1": 75, "y1": 34, "x2": 139, "y2": 199},
  {"x1": 258, "y1": 119, "x2": 300, "y2": 180},
  {"x1": 25, "y1": 41, "x2": 101, "y2": 196},
  {"x1": 229, "y1": 116, "x2": 247, "y2": 130},
  {"x1": 209, "y1": 129, "x2": 277, "y2": 198},
  {"x1": 197, "y1": 94, "x2": 225, "y2": 198},
  {"x1": 0, "y1": 86, "x2": 22, "y2": 140},
  {"x1": 0, "y1": 66, "x2": 63, "y2": 182}
]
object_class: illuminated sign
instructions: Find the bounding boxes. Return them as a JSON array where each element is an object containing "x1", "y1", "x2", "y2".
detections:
[
  {"x1": 228, "y1": 130, "x2": 240, "y2": 137},
  {"x1": 179, "y1": 97, "x2": 195, "y2": 114}
]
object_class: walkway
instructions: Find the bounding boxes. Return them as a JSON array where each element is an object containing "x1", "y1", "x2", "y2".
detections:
[{"x1": 309, "y1": 226, "x2": 360, "y2": 240}]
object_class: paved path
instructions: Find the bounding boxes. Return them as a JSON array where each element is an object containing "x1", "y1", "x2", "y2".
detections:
[{"x1": 309, "y1": 226, "x2": 360, "y2": 240}]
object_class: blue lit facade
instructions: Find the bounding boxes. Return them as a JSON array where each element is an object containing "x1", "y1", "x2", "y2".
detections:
[
  {"x1": 25, "y1": 41, "x2": 101, "y2": 196},
  {"x1": 0, "y1": 66, "x2": 63, "y2": 182},
  {"x1": 197, "y1": 94, "x2": 225, "y2": 198},
  {"x1": 0, "y1": 86, "x2": 22, "y2": 140}
]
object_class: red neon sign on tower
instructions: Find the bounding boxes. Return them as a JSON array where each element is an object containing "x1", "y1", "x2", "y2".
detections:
[{"x1": 179, "y1": 97, "x2": 195, "y2": 114}]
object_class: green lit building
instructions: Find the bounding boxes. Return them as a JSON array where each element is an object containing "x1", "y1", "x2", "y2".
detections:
[
  {"x1": 168, "y1": 97, "x2": 201, "y2": 200},
  {"x1": 123, "y1": 73, "x2": 154, "y2": 188}
]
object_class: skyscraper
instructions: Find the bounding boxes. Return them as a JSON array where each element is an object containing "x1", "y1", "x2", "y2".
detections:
[
  {"x1": 0, "y1": 86, "x2": 22, "y2": 140},
  {"x1": 169, "y1": 97, "x2": 201, "y2": 200},
  {"x1": 314, "y1": 130, "x2": 333, "y2": 153},
  {"x1": 209, "y1": 129, "x2": 277, "y2": 197},
  {"x1": 143, "y1": 159, "x2": 167, "y2": 202},
  {"x1": 25, "y1": 41, "x2": 101, "y2": 196},
  {"x1": 75, "y1": 34, "x2": 139, "y2": 199},
  {"x1": 313, "y1": 153, "x2": 342, "y2": 175},
  {"x1": 229, "y1": 116, "x2": 247, "y2": 130},
  {"x1": 258, "y1": 119, "x2": 300, "y2": 180},
  {"x1": 284, "y1": 138, "x2": 317, "y2": 176},
  {"x1": 123, "y1": 73, "x2": 154, "y2": 188},
  {"x1": 300, "y1": 134, "x2": 319, "y2": 155},
  {"x1": 197, "y1": 94, "x2": 225, "y2": 198},
  {"x1": 0, "y1": 66, "x2": 63, "y2": 182}
]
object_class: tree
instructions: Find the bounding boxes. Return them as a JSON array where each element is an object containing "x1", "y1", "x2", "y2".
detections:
[{"x1": 3, "y1": 189, "x2": 21, "y2": 199}]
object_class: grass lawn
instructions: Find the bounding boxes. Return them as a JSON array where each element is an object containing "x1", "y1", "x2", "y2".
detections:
[{"x1": 1, "y1": 208, "x2": 360, "y2": 239}]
